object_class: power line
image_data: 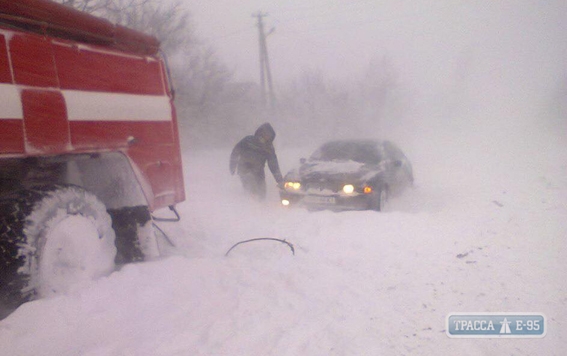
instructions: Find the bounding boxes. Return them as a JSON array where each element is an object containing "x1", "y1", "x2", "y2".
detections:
[
  {"x1": 203, "y1": 3, "x2": 454, "y2": 48},
  {"x1": 272, "y1": 2, "x2": 459, "y2": 36},
  {"x1": 273, "y1": 0, "x2": 375, "y2": 19},
  {"x1": 205, "y1": 25, "x2": 255, "y2": 43},
  {"x1": 200, "y1": 1, "x2": 375, "y2": 44}
]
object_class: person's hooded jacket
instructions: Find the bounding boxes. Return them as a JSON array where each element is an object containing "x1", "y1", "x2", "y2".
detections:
[{"x1": 229, "y1": 123, "x2": 283, "y2": 183}]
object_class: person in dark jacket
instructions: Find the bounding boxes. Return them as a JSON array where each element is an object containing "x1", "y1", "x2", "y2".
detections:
[{"x1": 230, "y1": 123, "x2": 283, "y2": 200}]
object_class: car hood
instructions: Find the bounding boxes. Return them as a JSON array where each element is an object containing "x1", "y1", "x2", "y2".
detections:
[{"x1": 287, "y1": 160, "x2": 385, "y2": 183}]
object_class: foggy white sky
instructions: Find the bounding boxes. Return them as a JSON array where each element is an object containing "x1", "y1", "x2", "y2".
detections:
[
  {"x1": 185, "y1": 0, "x2": 567, "y2": 141},
  {"x1": 189, "y1": 0, "x2": 566, "y2": 90}
]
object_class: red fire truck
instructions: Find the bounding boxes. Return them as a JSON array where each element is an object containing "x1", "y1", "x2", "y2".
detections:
[{"x1": 0, "y1": 0, "x2": 185, "y2": 316}]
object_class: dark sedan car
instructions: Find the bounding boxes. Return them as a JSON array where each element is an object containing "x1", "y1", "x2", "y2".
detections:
[{"x1": 279, "y1": 139, "x2": 413, "y2": 211}]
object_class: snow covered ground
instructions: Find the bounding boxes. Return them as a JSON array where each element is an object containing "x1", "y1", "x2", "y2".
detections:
[{"x1": 1, "y1": 119, "x2": 566, "y2": 355}]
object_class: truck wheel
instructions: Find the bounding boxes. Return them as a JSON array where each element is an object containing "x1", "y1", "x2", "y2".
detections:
[{"x1": 0, "y1": 185, "x2": 116, "y2": 313}]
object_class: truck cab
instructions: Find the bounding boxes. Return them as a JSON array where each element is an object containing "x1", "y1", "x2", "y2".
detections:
[{"x1": 0, "y1": 0, "x2": 185, "y2": 318}]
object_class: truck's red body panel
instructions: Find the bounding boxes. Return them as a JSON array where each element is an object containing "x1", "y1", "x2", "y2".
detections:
[
  {"x1": 0, "y1": 0, "x2": 185, "y2": 211},
  {"x1": 0, "y1": 0, "x2": 159, "y2": 55}
]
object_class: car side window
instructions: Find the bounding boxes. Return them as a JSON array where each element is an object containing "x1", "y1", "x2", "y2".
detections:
[{"x1": 354, "y1": 144, "x2": 382, "y2": 164}]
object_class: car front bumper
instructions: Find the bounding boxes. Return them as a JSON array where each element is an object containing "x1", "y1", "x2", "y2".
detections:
[{"x1": 279, "y1": 190, "x2": 372, "y2": 211}]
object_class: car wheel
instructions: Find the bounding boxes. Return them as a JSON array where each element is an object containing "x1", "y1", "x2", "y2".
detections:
[
  {"x1": 0, "y1": 185, "x2": 116, "y2": 315},
  {"x1": 370, "y1": 187, "x2": 388, "y2": 212},
  {"x1": 407, "y1": 170, "x2": 414, "y2": 187}
]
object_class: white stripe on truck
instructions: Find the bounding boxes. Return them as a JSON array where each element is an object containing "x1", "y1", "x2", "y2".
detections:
[
  {"x1": 63, "y1": 90, "x2": 172, "y2": 122},
  {"x1": 0, "y1": 84, "x2": 23, "y2": 119},
  {"x1": 0, "y1": 87, "x2": 172, "y2": 122}
]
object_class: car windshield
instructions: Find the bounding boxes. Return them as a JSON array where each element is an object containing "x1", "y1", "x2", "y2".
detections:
[{"x1": 310, "y1": 141, "x2": 383, "y2": 164}]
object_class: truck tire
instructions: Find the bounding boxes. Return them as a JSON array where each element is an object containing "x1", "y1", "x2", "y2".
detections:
[{"x1": 0, "y1": 185, "x2": 116, "y2": 316}]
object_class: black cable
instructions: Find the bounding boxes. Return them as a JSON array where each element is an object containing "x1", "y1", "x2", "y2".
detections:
[
  {"x1": 225, "y1": 238, "x2": 295, "y2": 257},
  {"x1": 152, "y1": 205, "x2": 181, "y2": 222}
]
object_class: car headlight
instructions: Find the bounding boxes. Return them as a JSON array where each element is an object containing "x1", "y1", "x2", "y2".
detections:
[
  {"x1": 284, "y1": 181, "x2": 301, "y2": 190},
  {"x1": 342, "y1": 184, "x2": 355, "y2": 194}
]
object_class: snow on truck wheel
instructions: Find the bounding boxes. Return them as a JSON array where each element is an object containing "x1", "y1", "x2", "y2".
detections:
[{"x1": 0, "y1": 185, "x2": 116, "y2": 308}]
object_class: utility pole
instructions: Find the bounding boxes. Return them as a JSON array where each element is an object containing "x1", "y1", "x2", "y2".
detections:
[{"x1": 253, "y1": 11, "x2": 275, "y2": 110}]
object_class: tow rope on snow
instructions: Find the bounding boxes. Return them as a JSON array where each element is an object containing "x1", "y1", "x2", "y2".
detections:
[{"x1": 225, "y1": 238, "x2": 295, "y2": 256}]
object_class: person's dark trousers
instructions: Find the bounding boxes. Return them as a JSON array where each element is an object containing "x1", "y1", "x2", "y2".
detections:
[{"x1": 239, "y1": 170, "x2": 266, "y2": 200}]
